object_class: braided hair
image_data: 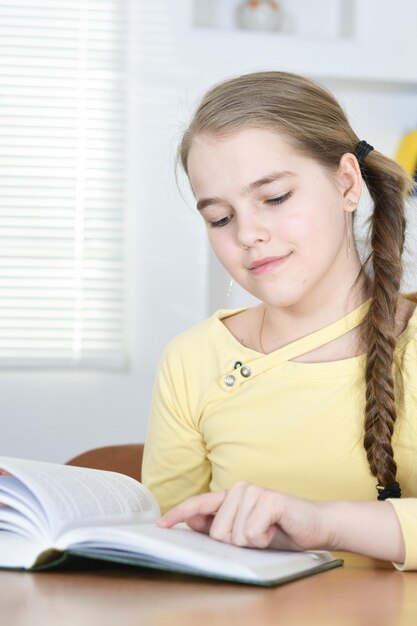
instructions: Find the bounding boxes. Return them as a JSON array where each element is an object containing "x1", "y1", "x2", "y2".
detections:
[{"x1": 358, "y1": 146, "x2": 410, "y2": 499}]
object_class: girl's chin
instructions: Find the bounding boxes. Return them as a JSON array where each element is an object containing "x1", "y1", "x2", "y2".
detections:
[{"x1": 254, "y1": 289, "x2": 304, "y2": 308}]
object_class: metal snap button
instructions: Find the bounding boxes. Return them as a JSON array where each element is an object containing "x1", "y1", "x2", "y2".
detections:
[
  {"x1": 224, "y1": 374, "x2": 236, "y2": 387},
  {"x1": 240, "y1": 365, "x2": 252, "y2": 378},
  {"x1": 233, "y1": 360, "x2": 243, "y2": 369}
]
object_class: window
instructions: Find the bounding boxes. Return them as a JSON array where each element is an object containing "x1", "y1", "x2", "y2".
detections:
[{"x1": 0, "y1": 0, "x2": 128, "y2": 368}]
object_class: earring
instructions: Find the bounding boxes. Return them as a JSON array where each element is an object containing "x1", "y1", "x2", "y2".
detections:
[
  {"x1": 345, "y1": 212, "x2": 352, "y2": 259},
  {"x1": 227, "y1": 279, "x2": 234, "y2": 298}
]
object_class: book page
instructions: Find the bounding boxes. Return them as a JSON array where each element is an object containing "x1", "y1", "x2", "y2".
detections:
[
  {"x1": 0, "y1": 475, "x2": 50, "y2": 538},
  {"x1": 0, "y1": 531, "x2": 45, "y2": 569},
  {"x1": 58, "y1": 523, "x2": 337, "y2": 583},
  {"x1": 0, "y1": 457, "x2": 160, "y2": 540}
]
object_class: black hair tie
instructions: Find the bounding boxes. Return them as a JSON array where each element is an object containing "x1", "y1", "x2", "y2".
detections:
[
  {"x1": 354, "y1": 140, "x2": 374, "y2": 165},
  {"x1": 376, "y1": 481, "x2": 401, "y2": 501}
]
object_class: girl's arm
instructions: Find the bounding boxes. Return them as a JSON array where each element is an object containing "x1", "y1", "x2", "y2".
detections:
[
  {"x1": 158, "y1": 482, "x2": 405, "y2": 564},
  {"x1": 142, "y1": 341, "x2": 211, "y2": 514}
]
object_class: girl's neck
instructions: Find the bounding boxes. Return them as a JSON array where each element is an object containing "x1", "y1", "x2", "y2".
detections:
[{"x1": 258, "y1": 275, "x2": 371, "y2": 355}]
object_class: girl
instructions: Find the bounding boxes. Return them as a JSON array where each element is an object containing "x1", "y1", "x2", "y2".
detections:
[{"x1": 142, "y1": 71, "x2": 417, "y2": 569}]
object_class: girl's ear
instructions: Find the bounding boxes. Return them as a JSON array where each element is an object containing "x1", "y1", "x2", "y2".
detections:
[{"x1": 337, "y1": 152, "x2": 362, "y2": 211}]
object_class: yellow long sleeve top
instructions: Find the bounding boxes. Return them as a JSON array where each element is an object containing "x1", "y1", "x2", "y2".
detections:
[{"x1": 142, "y1": 293, "x2": 417, "y2": 569}]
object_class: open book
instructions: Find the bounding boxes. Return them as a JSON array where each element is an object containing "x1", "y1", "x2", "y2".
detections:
[{"x1": 0, "y1": 456, "x2": 342, "y2": 586}]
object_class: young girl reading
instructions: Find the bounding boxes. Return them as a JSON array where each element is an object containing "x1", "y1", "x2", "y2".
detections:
[{"x1": 142, "y1": 71, "x2": 417, "y2": 569}]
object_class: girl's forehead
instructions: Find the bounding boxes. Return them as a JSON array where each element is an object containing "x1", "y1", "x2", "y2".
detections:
[
  {"x1": 190, "y1": 127, "x2": 295, "y2": 151},
  {"x1": 187, "y1": 130, "x2": 305, "y2": 178},
  {"x1": 187, "y1": 130, "x2": 319, "y2": 187}
]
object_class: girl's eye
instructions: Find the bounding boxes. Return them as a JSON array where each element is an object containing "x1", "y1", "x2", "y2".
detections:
[
  {"x1": 209, "y1": 216, "x2": 232, "y2": 228},
  {"x1": 266, "y1": 190, "x2": 293, "y2": 205},
  {"x1": 208, "y1": 191, "x2": 293, "y2": 228}
]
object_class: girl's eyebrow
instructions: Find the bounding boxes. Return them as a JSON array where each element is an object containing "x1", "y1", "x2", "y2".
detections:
[
  {"x1": 196, "y1": 170, "x2": 296, "y2": 211},
  {"x1": 245, "y1": 170, "x2": 296, "y2": 193},
  {"x1": 196, "y1": 196, "x2": 222, "y2": 212}
]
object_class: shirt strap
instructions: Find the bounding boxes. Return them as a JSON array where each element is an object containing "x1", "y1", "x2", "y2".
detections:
[{"x1": 219, "y1": 299, "x2": 371, "y2": 392}]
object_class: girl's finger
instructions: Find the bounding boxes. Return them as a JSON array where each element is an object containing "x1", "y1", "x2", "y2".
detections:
[
  {"x1": 157, "y1": 491, "x2": 226, "y2": 528},
  {"x1": 245, "y1": 494, "x2": 302, "y2": 551},
  {"x1": 184, "y1": 513, "x2": 215, "y2": 534},
  {"x1": 208, "y1": 485, "x2": 244, "y2": 543},
  {"x1": 209, "y1": 482, "x2": 258, "y2": 544},
  {"x1": 244, "y1": 496, "x2": 283, "y2": 548},
  {"x1": 228, "y1": 485, "x2": 260, "y2": 546}
]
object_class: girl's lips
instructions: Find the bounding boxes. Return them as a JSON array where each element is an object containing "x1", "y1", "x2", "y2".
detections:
[{"x1": 249, "y1": 253, "x2": 292, "y2": 275}]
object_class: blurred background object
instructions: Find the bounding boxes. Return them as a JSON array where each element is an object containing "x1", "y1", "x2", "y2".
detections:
[
  {"x1": 395, "y1": 130, "x2": 417, "y2": 195},
  {"x1": 236, "y1": 1, "x2": 283, "y2": 32}
]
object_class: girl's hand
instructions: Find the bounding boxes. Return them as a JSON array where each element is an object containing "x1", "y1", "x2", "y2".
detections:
[
  {"x1": 158, "y1": 483, "x2": 406, "y2": 563},
  {"x1": 157, "y1": 482, "x2": 335, "y2": 551}
]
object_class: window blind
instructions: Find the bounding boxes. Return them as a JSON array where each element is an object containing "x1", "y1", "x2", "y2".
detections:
[{"x1": 0, "y1": 0, "x2": 128, "y2": 368}]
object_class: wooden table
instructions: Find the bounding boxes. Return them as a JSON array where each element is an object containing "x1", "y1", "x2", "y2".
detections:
[{"x1": 1, "y1": 553, "x2": 417, "y2": 626}]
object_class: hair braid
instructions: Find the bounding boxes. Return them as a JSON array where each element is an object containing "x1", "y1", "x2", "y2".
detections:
[{"x1": 361, "y1": 153, "x2": 412, "y2": 499}]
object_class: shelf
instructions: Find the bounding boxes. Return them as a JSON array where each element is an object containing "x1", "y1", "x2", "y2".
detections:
[
  {"x1": 169, "y1": 1, "x2": 417, "y2": 87},
  {"x1": 175, "y1": 27, "x2": 416, "y2": 86},
  {"x1": 192, "y1": 0, "x2": 355, "y2": 40}
]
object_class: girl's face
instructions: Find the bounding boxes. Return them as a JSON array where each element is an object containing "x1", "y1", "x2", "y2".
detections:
[{"x1": 187, "y1": 127, "x2": 360, "y2": 309}]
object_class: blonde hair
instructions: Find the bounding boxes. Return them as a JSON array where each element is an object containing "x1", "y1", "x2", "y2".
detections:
[{"x1": 179, "y1": 71, "x2": 415, "y2": 499}]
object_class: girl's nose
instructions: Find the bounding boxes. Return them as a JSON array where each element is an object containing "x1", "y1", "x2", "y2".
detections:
[{"x1": 236, "y1": 213, "x2": 270, "y2": 249}]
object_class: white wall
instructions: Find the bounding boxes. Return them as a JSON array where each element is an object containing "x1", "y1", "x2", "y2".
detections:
[
  {"x1": 1, "y1": 1, "x2": 210, "y2": 462},
  {"x1": 2, "y1": 0, "x2": 417, "y2": 462}
]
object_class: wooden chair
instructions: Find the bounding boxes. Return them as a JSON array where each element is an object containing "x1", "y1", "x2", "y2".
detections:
[{"x1": 67, "y1": 444, "x2": 144, "y2": 482}]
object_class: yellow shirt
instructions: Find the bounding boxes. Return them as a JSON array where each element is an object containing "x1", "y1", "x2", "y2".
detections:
[{"x1": 142, "y1": 294, "x2": 417, "y2": 569}]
